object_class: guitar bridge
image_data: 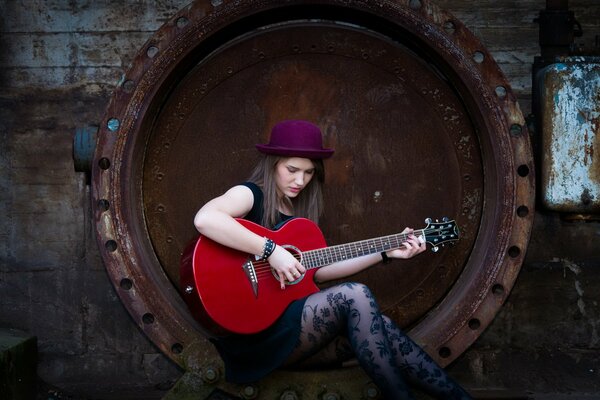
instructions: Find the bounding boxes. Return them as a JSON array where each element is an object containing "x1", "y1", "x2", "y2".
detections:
[{"x1": 242, "y1": 259, "x2": 259, "y2": 298}]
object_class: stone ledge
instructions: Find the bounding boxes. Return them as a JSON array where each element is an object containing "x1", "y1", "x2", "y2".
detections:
[{"x1": 0, "y1": 328, "x2": 37, "y2": 400}]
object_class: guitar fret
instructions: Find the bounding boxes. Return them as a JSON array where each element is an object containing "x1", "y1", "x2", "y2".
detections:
[{"x1": 304, "y1": 228, "x2": 436, "y2": 269}]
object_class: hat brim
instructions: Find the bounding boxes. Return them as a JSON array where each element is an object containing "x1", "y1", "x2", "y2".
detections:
[{"x1": 256, "y1": 144, "x2": 334, "y2": 159}]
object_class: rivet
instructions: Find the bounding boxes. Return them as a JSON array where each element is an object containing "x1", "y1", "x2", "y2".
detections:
[
  {"x1": 364, "y1": 383, "x2": 380, "y2": 399},
  {"x1": 146, "y1": 46, "x2": 159, "y2": 58},
  {"x1": 107, "y1": 118, "x2": 120, "y2": 132},
  {"x1": 322, "y1": 392, "x2": 340, "y2": 400},
  {"x1": 122, "y1": 80, "x2": 135, "y2": 93},
  {"x1": 241, "y1": 385, "x2": 258, "y2": 399},
  {"x1": 176, "y1": 17, "x2": 189, "y2": 29},
  {"x1": 409, "y1": 0, "x2": 422, "y2": 10},
  {"x1": 495, "y1": 85, "x2": 507, "y2": 98},
  {"x1": 280, "y1": 390, "x2": 299, "y2": 400},
  {"x1": 203, "y1": 366, "x2": 219, "y2": 383},
  {"x1": 443, "y1": 20, "x2": 456, "y2": 34},
  {"x1": 510, "y1": 124, "x2": 523, "y2": 137}
]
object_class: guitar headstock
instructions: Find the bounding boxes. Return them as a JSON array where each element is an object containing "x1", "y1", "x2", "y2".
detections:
[{"x1": 423, "y1": 217, "x2": 460, "y2": 252}]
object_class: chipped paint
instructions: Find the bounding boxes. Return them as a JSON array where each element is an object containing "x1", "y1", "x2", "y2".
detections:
[{"x1": 539, "y1": 59, "x2": 600, "y2": 212}]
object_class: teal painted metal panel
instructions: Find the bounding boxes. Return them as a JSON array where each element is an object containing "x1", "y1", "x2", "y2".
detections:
[{"x1": 538, "y1": 58, "x2": 600, "y2": 213}]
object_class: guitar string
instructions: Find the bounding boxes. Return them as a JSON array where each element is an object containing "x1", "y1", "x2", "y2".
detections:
[
  {"x1": 249, "y1": 227, "x2": 453, "y2": 280},
  {"x1": 251, "y1": 227, "x2": 451, "y2": 278},
  {"x1": 251, "y1": 231, "x2": 419, "y2": 278}
]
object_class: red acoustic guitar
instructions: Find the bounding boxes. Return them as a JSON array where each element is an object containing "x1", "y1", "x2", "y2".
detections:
[{"x1": 180, "y1": 217, "x2": 459, "y2": 336}]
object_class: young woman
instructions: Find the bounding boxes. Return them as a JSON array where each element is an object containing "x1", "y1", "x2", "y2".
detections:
[{"x1": 193, "y1": 120, "x2": 472, "y2": 399}]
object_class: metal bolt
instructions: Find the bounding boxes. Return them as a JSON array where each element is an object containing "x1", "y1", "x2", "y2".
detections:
[
  {"x1": 241, "y1": 385, "x2": 258, "y2": 399},
  {"x1": 280, "y1": 390, "x2": 299, "y2": 400},
  {"x1": 322, "y1": 392, "x2": 340, "y2": 400},
  {"x1": 202, "y1": 367, "x2": 219, "y2": 383},
  {"x1": 364, "y1": 383, "x2": 380, "y2": 399},
  {"x1": 107, "y1": 118, "x2": 120, "y2": 132},
  {"x1": 373, "y1": 190, "x2": 383, "y2": 202}
]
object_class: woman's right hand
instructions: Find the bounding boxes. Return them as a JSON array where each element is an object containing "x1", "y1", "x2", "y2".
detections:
[{"x1": 267, "y1": 245, "x2": 306, "y2": 289}]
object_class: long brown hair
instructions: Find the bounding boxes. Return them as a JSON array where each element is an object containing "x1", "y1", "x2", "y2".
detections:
[{"x1": 247, "y1": 155, "x2": 325, "y2": 228}]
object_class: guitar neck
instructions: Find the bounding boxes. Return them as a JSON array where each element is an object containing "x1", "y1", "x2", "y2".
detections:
[{"x1": 302, "y1": 230, "x2": 424, "y2": 269}]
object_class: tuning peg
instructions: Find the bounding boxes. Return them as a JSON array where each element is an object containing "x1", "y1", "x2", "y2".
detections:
[
  {"x1": 442, "y1": 216, "x2": 449, "y2": 222},
  {"x1": 432, "y1": 246, "x2": 439, "y2": 253},
  {"x1": 425, "y1": 217, "x2": 432, "y2": 224}
]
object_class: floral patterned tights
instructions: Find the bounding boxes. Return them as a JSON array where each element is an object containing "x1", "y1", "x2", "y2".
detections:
[{"x1": 285, "y1": 282, "x2": 472, "y2": 400}]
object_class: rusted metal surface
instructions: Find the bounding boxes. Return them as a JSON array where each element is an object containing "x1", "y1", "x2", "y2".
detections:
[
  {"x1": 90, "y1": 0, "x2": 535, "y2": 395},
  {"x1": 538, "y1": 57, "x2": 600, "y2": 213},
  {"x1": 145, "y1": 21, "x2": 481, "y2": 330}
]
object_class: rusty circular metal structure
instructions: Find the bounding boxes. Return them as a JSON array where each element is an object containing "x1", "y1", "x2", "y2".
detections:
[{"x1": 91, "y1": 0, "x2": 535, "y2": 395}]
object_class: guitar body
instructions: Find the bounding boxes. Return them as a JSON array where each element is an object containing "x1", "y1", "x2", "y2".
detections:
[{"x1": 180, "y1": 218, "x2": 327, "y2": 336}]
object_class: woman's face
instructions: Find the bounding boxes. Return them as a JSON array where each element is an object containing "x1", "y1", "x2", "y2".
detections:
[{"x1": 274, "y1": 157, "x2": 315, "y2": 198}]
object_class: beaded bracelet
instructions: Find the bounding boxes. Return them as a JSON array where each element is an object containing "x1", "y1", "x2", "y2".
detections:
[
  {"x1": 381, "y1": 251, "x2": 392, "y2": 264},
  {"x1": 261, "y1": 238, "x2": 276, "y2": 260}
]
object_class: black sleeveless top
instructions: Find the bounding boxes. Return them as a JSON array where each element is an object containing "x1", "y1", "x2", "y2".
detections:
[{"x1": 209, "y1": 182, "x2": 307, "y2": 383}]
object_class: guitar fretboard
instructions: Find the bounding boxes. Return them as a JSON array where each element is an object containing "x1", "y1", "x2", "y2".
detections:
[{"x1": 302, "y1": 230, "x2": 425, "y2": 269}]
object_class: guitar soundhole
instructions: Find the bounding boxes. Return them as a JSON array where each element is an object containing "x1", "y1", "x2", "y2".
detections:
[{"x1": 270, "y1": 245, "x2": 304, "y2": 285}]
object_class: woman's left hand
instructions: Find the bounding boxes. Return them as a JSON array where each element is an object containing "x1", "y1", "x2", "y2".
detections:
[{"x1": 386, "y1": 227, "x2": 426, "y2": 259}]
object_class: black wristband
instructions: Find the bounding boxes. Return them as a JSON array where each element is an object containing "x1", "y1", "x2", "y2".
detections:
[
  {"x1": 261, "y1": 238, "x2": 276, "y2": 260},
  {"x1": 381, "y1": 251, "x2": 391, "y2": 264}
]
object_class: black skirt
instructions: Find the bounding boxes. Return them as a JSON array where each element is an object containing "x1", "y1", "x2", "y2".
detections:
[{"x1": 210, "y1": 297, "x2": 307, "y2": 383}]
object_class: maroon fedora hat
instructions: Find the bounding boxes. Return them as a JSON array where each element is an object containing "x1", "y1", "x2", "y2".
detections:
[{"x1": 256, "y1": 120, "x2": 334, "y2": 159}]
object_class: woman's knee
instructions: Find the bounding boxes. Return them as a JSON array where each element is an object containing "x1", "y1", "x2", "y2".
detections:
[{"x1": 333, "y1": 282, "x2": 377, "y2": 305}]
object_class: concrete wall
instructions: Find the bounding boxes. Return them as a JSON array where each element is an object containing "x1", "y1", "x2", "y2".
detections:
[{"x1": 0, "y1": 0, "x2": 599, "y2": 398}]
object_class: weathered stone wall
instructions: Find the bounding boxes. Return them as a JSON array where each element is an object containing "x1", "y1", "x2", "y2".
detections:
[
  {"x1": 0, "y1": 0, "x2": 599, "y2": 398},
  {"x1": 0, "y1": 1, "x2": 191, "y2": 397}
]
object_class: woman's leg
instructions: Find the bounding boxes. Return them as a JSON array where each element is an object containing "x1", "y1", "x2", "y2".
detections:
[
  {"x1": 381, "y1": 315, "x2": 472, "y2": 399},
  {"x1": 284, "y1": 282, "x2": 472, "y2": 400},
  {"x1": 285, "y1": 282, "x2": 415, "y2": 400}
]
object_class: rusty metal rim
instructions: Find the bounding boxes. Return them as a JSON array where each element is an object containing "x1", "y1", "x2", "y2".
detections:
[{"x1": 91, "y1": 0, "x2": 535, "y2": 373}]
